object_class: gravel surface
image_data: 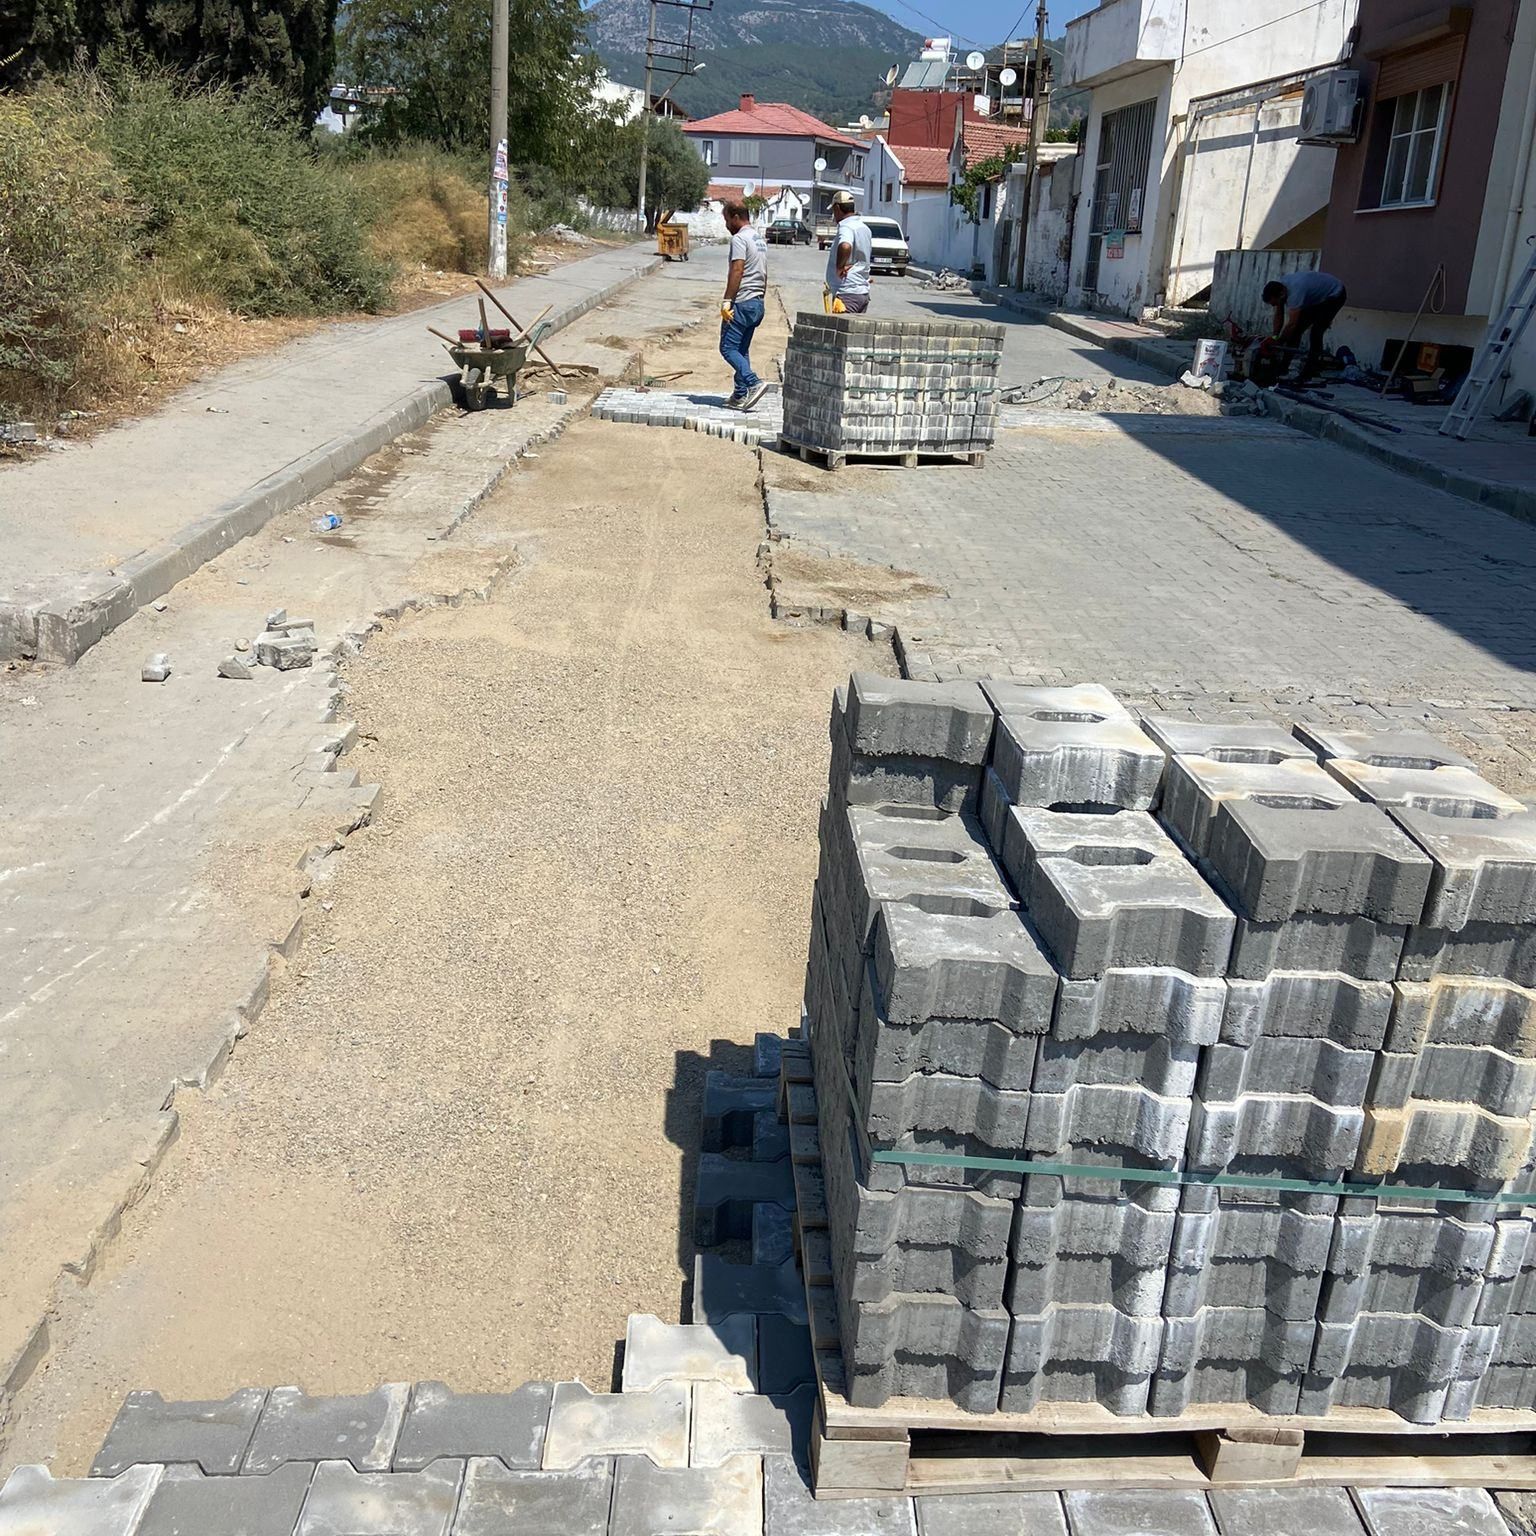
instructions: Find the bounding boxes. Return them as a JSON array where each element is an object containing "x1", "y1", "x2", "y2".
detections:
[{"x1": 3, "y1": 315, "x2": 883, "y2": 1474}]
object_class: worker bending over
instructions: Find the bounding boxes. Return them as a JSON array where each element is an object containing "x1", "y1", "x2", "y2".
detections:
[
  {"x1": 1263, "y1": 270, "x2": 1347, "y2": 385},
  {"x1": 719, "y1": 202, "x2": 771, "y2": 411},
  {"x1": 825, "y1": 190, "x2": 872, "y2": 314}
]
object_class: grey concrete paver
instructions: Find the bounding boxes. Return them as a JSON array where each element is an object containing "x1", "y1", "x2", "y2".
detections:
[
  {"x1": 451, "y1": 1456, "x2": 613, "y2": 1536},
  {"x1": 393, "y1": 1382, "x2": 552, "y2": 1472},
  {"x1": 623, "y1": 1316, "x2": 757, "y2": 1395},
  {"x1": 542, "y1": 1383, "x2": 690, "y2": 1471},
  {"x1": 91, "y1": 1387, "x2": 267, "y2": 1476},
  {"x1": 1207, "y1": 1486, "x2": 1365, "y2": 1536},
  {"x1": 1354, "y1": 1487, "x2": 1511, "y2": 1536},
  {"x1": 1063, "y1": 1489, "x2": 1218, "y2": 1536},
  {"x1": 688, "y1": 1384, "x2": 812, "y2": 1467},
  {"x1": 0, "y1": 1463, "x2": 160, "y2": 1535},
  {"x1": 296, "y1": 1457, "x2": 463, "y2": 1536},
  {"x1": 137, "y1": 1464, "x2": 314, "y2": 1536},
  {"x1": 762, "y1": 1455, "x2": 914, "y2": 1536},
  {"x1": 609, "y1": 1453, "x2": 763, "y2": 1536},
  {"x1": 242, "y1": 1385, "x2": 409, "y2": 1474},
  {"x1": 915, "y1": 1491, "x2": 1068, "y2": 1536}
]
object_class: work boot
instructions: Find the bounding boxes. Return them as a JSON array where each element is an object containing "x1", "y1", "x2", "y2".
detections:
[
  {"x1": 723, "y1": 392, "x2": 747, "y2": 409},
  {"x1": 742, "y1": 382, "x2": 772, "y2": 411}
]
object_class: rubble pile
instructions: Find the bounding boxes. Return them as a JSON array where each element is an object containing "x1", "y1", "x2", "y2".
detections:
[
  {"x1": 1001, "y1": 376, "x2": 1242, "y2": 417},
  {"x1": 805, "y1": 674, "x2": 1536, "y2": 1422},
  {"x1": 781, "y1": 315, "x2": 1003, "y2": 460}
]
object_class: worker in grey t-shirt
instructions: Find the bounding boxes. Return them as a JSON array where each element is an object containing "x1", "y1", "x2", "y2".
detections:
[
  {"x1": 720, "y1": 201, "x2": 770, "y2": 410},
  {"x1": 825, "y1": 190, "x2": 872, "y2": 313},
  {"x1": 1262, "y1": 270, "x2": 1347, "y2": 384}
]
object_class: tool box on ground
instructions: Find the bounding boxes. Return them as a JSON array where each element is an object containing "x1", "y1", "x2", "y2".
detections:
[
  {"x1": 780, "y1": 315, "x2": 1003, "y2": 466},
  {"x1": 806, "y1": 673, "x2": 1536, "y2": 1424}
]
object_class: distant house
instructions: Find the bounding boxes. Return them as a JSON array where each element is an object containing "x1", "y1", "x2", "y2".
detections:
[
  {"x1": 864, "y1": 139, "x2": 951, "y2": 230},
  {"x1": 1318, "y1": 0, "x2": 1536, "y2": 400},
  {"x1": 682, "y1": 94, "x2": 869, "y2": 229}
]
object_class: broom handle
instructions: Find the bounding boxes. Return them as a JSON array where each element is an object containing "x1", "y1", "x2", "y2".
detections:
[{"x1": 476, "y1": 279, "x2": 568, "y2": 379}]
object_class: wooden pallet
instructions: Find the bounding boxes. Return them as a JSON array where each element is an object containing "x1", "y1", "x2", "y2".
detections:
[
  {"x1": 776, "y1": 434, "x2": 985, "y2": 472},
  {"x1": 777, "y1": 1038, "x2": 1536, "y2": 1499}
]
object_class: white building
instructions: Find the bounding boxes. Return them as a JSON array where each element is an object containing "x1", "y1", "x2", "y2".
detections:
[{"x1": 1058, "y1": 0, "x2": 1359, "y2": 314}]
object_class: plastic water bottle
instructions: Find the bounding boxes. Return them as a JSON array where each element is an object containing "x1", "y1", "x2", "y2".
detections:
[{"x1": 311, "y1": 512, "x2": 343, "y2": 532}]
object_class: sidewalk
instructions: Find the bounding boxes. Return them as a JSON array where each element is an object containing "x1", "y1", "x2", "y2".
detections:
[
  {"x1": 0, "y1": 243, "x2": 659, "y2": 665},
  {"x1": 986, "y1": 287, "x2": 1536, "y2": 527}
]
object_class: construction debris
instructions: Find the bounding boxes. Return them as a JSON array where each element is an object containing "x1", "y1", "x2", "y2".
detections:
[
  {"x1": 140, "y1": 654, "x2": 171, "y2": 683},
  {"x1": 807, "y1": 675, "x2": 1536, "y2": 1422},
  {"x1": 918, "y1": 269, "x2": 972, "y2": 292}
]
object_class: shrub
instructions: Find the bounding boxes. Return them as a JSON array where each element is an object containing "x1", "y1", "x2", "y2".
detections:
[
  {"x1": 346, "y1": 145, "x2": 490, "y2": 272},
  {"x1": 0, "y1": 89, "x2": 131, "y2": 411},
  {"x1": 101, "y1": 72, "x2": 392, "y2": 316}
]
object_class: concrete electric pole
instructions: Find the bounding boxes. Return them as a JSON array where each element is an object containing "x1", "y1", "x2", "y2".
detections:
[
  {"x1": 488, "y1": 0, "x2": 510, "y2": 279},
  {"x1": 636, "y1": 0, "x2": 659, "y2": 234},
  {"x1": 1011, "y1": 0, "x2": 1050, "y2": 292}
]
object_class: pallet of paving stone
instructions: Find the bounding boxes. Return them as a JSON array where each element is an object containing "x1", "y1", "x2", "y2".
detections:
[
  {"x1": 777, "y1": 1039, "x2": 1536, "y2": 1501},
  {"x1": 776, "y1": 433, "x2": 986, "y2": 473}
]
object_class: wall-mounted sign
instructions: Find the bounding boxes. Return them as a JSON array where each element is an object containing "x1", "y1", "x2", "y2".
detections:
[
  {"x1": 1105, "y1": 229, "x2": 1126, "y2": 260},
  {"x1": 1103, "y1": 191, "x2": 1120, "y2": 227},
  {"x1": 1126, "y1": 186, "x2": 1142, "y2": 232}
]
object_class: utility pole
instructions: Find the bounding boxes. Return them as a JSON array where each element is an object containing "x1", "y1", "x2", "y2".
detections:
[
  {"x1": 1011, "y1": 0, "x2": 1049, "y2": 292},
  {"x1": 487, "y1": 0, "x2": 509, "y2": 278},
  {"x1": 636, "y1": 0, "x2": 658, "y2": 234}
]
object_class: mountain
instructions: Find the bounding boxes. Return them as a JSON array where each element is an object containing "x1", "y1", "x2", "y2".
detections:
[{"x1": 586, "y1": 0, "x2": 922, "y2": 127}]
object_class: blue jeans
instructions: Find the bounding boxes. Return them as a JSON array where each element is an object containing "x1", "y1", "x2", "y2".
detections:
[{"x1": 720, "y1": 296, "x2": 765, "y2": 395}]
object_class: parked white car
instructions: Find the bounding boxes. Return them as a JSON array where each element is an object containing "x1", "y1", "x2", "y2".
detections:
[{"x1": 863, "y1": 217, "x2": 910, "y2": 277}]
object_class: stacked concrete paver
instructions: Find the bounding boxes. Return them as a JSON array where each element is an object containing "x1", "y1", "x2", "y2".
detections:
[
  {"x1": 780, "y1": 316, "x2": 1002, "y2": 461},
  {"x1": 804, "y1": 673, "x2": 1536, "y2": 1424}
]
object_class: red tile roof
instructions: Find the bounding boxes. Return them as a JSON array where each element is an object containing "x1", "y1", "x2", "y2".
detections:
[
  {"x1": 887, "y1": 142, "x2": 951, "y2": 187},
  {"x1": 683, "y1": 100, "x2": 861, "y2": 148},
  {"x1": 706, "y1": 180, "x2": 785, "y2": 201},
  {"x1": 962, "y1": 121, "x2": 1031, "y2": 171}
]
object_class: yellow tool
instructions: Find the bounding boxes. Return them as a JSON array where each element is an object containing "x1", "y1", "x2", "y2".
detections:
[{"x1": 821, "y1": 286, "x2": 846, "y2": 315}]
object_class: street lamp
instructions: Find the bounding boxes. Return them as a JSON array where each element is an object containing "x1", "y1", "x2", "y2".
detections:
[{"x1": 637, "y1": 60, "x2": 705, "y2": 233}]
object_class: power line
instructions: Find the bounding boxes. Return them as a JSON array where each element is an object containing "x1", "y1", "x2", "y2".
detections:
[{"x1": 875, "y1": 0, "x2": 981, "y2": 48}]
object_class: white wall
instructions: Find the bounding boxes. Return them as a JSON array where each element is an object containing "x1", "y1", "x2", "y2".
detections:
[
  {"x1": 1020, "y1": 157, "x2": 1078, "y2": 300},
  {"x1": 1164, "y1": 90, "x2": 1339, "y2": 306},
  {"x1": 1064, "y1": 0, "x2": 1355, "y2": 315},
  {"x1": 905, "y1": 191, "x2": 978, "y2": 273}
]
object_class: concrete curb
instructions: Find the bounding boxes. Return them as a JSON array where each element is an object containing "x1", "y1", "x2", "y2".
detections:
[
  {"x1": 1257, "y1": 391, "x2": 1536, "y2": 530},
  {"x1": 7, "y1": 256, "x2": 663, "y2": 667}
]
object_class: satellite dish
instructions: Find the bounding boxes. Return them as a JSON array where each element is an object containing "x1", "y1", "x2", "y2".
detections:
[
  {"x1": 884, "y1": 64, "x2": 900, "y2": 85},
  {"x1": 965, "y1": 49, "x2": 985, "y2": 69},
  {"x1": 858, "y1": 114, "x2": 872, "y2": 129},
  {"x1": 1000, "y1": 66, "x2": 1017, "y2": 86},
  {"x1": 744, "y1": 180, "x2": 757, "y2": 196},
  {"x1": 814, "y1": 156, "x2": 827, "y2": 172}
]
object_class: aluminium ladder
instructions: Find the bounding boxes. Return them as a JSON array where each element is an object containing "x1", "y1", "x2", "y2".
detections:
[{"x1": 1440, "y1": 241, "x2": 1536, "y2": 439}]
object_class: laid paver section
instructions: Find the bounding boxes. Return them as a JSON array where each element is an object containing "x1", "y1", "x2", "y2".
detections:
[
  {"x1": 1207, "y1": 1486, "x2": 1366, "y2": 1536},
  {"x1": 1354, "y1": 1487, "x2": 1512, "y2": 1536},
  {"x1": 393, "y1": 1381, "x2": 552, "y2": 1472},
  {"x1": 136, "y1": 1464, "x2": 315, "y2": 1536},
  {"x1": 762, "y1": 1454, "x2": 915, "y2": 1536},
  {"x1": 91, "y1": 1387, "x2": 268, "y2": 1476},
  {"x1": 1063, "y1": 1488, "x2": 1219, "y2": 1536},
  {"x1": 242, "y1": 1385, "x2": 409, "y2": 1474},
  {"x1": 542, "y1": 1383, "x2": 691, "y2": 1471},
  {"x1": 295, "y1": 1457, "x2": 463, "y2": 1536},
  {"x1": 452, "y1": 1456, "x2": 614, "y2": 1536},
  {"x1": 609, "y1": 1454, "x2": 763, "y2": 1536}
]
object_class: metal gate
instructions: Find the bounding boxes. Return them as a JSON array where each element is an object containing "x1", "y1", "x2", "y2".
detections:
[{"x1": 1084, "y1": 97, "x2": 1156, "y2": 296}]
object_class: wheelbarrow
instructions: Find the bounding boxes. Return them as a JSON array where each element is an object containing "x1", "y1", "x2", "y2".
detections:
[
  {"x1": 428, "y1": 283, "x2": 564, "y2": 410},
  {"x1": 447, "y1": 331, "x2": 531, "y2": 410}
]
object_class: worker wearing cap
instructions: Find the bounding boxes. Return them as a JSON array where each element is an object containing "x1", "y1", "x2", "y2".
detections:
[{"x1": 825, "y1": 191, "x2": 873, "y2": 314}]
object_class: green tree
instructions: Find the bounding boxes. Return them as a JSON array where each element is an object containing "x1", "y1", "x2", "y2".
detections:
[
  {"x1": 582, "y1": 116, "x2": 708, "y2": 223},
  {"x1": 338, "y1": 0, "x2": 602, "y2": 179},
  {"x1": 1, "y1": 0, "x2": 337, "y2": 120}
]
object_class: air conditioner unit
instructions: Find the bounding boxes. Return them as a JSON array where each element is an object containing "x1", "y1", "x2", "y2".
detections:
[{"x1": 1299, "y1": 68, "x2": 1362, "y2": 143}]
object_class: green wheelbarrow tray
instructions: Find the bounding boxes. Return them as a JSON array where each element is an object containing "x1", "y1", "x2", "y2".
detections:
[{"x1": 447, "y1": 321, "x2": 551, "y2": 411}]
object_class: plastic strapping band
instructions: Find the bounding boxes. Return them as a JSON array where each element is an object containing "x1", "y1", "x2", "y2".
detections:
[{"x1": 869, "y1": 1149, "x2": 1536, "y2": 1206}]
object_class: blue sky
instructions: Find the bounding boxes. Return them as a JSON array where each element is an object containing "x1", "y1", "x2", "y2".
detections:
[{"x1": 862, "y1": 0, "x2": 1099, "y2": 48}]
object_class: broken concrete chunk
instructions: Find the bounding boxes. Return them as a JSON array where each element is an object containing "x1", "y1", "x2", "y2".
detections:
[
  {"x1": 141, "y1": 653, "x2": 171, "y2": 682},
  {"x1": 218, "y1": 655, "x2": 254, "y2": 680},
  {"x1": 266, "y1": 615, "x2": 318, "y2": 635},
  {"x1": 255, "y1": 630, "x2": 318, "y2": 670},
  {"x1": 266, "y1": 607, "x2": 288, "y2": 628}
]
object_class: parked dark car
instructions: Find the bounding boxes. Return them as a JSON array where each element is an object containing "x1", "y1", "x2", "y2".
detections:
[{"x1": 767, "y1": 217, "x2": 812, "y2": 246}]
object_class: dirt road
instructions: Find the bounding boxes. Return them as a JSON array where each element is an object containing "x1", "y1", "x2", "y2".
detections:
[{"x1": 3, "y1": 311, "x2": 891, "y2": 1472}]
